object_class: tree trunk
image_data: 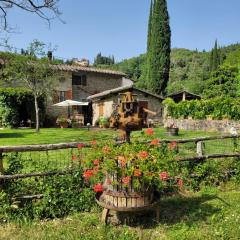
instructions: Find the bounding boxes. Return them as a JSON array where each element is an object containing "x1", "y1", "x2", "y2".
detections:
[{"x1": 34, "y1": 94, "x2": 40, "y2": 133}]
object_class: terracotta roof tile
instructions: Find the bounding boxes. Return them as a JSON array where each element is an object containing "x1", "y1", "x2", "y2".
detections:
[{"x1": 51, "y1": 64, "x2": 126, "y2": 76}]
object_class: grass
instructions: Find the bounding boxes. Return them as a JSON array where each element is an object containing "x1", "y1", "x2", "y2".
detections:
[
  {"x1": 1, "y1": 128, "x2": 240, "y2": 239},
  {"x1": 1, "y1": 183, "x2": 240, "y2": 240},
  {"x1": 0, "y1": 127, "x2": 219, "y2": 146}
]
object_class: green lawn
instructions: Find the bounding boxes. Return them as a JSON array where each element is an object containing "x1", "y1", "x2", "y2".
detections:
[
  {"x1": 0, "y1": 127, "x2": 219, "y2": 146},
  {"x1": 1, "y1": 184, "x2": 240, "y2": 240}
]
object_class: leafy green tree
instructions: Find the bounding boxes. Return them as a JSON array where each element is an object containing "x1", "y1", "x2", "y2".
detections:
[
  {"x1": 0, "y1": 54, "x2": 58, "y2": 132},
  {"x1": 93, "y1": 53, "x2": 115, "y2": 66},
  {"x1": 147, "y1": 0, "x2": 171, "y2": 95},
  {"x1": 0, "y1": 0, "x2": 61, "y2": 31},
  {"x1": 203, "y1": 65, "x2": 240, "y2": 98}
]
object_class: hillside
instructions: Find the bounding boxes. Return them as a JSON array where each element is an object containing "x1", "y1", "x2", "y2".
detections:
[{"x1": 101, "y1": 43, "x2": 240, "y2": 95}]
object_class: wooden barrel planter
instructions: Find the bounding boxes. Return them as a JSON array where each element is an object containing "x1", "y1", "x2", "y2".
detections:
[
  {"x1": 166, "y1": 127, "x2": 179, "y2": 136},
  {"x1": 96, "y1": 175, "x2": 160, "y2": 224}
]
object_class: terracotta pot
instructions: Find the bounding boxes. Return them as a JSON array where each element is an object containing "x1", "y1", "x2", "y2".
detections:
[{"x1": 60, "y1": 122, "x2": 68, "y2": 128}]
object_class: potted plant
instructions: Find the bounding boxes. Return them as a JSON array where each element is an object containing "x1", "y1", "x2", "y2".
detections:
[
  {"x1": 99, "y1": 117, "x2": 110, "y2": 128},
  {"x1": 56, "y1": 117, "x2": 70, "y2": 128},
  {"x1": 166, "y1": 123, "x2": 179, "y2": 136},
  {"x1": 80, "y1": 129, "x2": 182, "y2": 212}
]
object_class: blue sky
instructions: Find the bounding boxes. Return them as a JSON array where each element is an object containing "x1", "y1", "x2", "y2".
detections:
[{"x1": 4, "y1": 0, "x2": 240, "y2": 63}]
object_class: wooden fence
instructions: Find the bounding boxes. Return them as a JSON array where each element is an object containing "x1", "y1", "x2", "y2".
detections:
[{"x1": 0, "y1": 135, "x2": 240, "y2": 181}]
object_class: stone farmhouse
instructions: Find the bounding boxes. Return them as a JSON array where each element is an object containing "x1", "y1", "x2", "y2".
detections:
[
  {"x1": 87, "y1": 85, "x2": 164, "y2": 126},
  {"x1": 47, "y1": 61, "x2": 133, "y2": 125}
]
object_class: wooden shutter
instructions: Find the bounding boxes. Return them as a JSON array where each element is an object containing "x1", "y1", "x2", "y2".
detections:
[{"x1": 82, "y1": 75, "x2": 87, "y2": 86}]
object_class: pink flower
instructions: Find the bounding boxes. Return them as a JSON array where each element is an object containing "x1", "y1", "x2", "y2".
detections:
[
  {"x1": 122, "y1": 176, "x2": 131, "y2": 185},
  {"x1": 103, "y1": 146, "x2": 110, "y2": 153},
  {"x1": 83, "y1": 170, "x2": 94, "y2": 180},
  {"x1": 159, "y1": 171, "x2": 169, "y2": 181},
  {"x1": 93, "y1": 159, "x2": 100, "y2": 165},
  {"x1": 177, "y1": 178, "x2": 183, "y2": 189},
  {"x1": 77, "y1": 143, "x2": 85, "y2": 149},
  {"x1": 150, "y1": 139, "x2": 160, "y2": 145},
  {"x1": 90, "y1": 140, "x2": 97, "y2": 145},
  {"x1": 72, "y1": 155, "x2": 77, "y2": 161},
  {"x1": 134, "y1": 169, "x2": 142, "y2": 177},
  {"x1": 169, "y1": 141, "x2": 177, "y2": 150},
  {"x1": 118, "y1": 156, "x2": 127, "y2": 167},
  {"x1": 145, "y1": 128, "x2": 154, "y2": 136},
  {"x1": 93, "y1": 183, "x2": 103, "y2": 193},
  {"x1": 138, "y1": 151, "x2": 149, "y2": 158}
]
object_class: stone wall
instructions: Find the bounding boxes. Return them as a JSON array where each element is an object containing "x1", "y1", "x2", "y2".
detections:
[{"x1": 164, "y1": 118, "x2": 240, "y2": 133}]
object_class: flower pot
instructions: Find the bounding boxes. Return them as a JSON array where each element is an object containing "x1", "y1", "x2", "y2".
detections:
[
  {"x1": 166, "y1": 127, "x2": 179, "y2": 136},
  {"x1": 60, "y1": 122, "x2": 68, "y2": 128},
  {"x1": 98, "y1": 174, "x2": 155, "y2": 211},
  {"x1": 99, "y1": 190, "x2": 154, "y2": 209}
]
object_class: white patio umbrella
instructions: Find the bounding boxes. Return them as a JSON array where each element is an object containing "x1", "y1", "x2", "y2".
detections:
[{"x1": 53, "y1": 100, "x2": 89, "y2": 117}]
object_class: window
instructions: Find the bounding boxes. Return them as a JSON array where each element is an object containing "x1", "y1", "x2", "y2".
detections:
[
  {"x1": 59, "y1": 91, "x2": 66, "y2": 101},
  {"x1": 72, "y1": 74, "x2": 87, "y2": 86}
]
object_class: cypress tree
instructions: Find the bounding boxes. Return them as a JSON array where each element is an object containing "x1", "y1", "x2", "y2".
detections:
[
  {"x1": 147, "y1": 0, "x2": 171, "y2": 95},
  {"x1": 147, "y1": 0, "x2": 153, "y2": 52},
  {"x1": 210, "y1": 40, "x2": 220, "y2": 71}
]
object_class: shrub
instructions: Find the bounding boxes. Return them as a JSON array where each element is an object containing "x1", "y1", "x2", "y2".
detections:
[
  {"x1": 0, "y1": 88, "x2": 45, "y2": 128},
  {"x1": 163, "y1": 97, "x2": 240, "y2": 120}
]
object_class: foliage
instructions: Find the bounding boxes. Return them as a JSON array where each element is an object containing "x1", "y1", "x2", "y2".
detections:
[
  {"x1": 0, "y1": 88, "x2": 45, "y2": 128},
  {"x1": 209, "y1": 40, "x2": 225, "y2": 71},
  {"x1": 98, "y1": 116, "x2": 110, "y2": 128},
  {"x1": 56, "y1": 116, "x2": 70, "y2": 125},
  {"x1": 147, "y1": 0, "x2": 171, "y2": 95},
  {"x1": 0, "y1": 0, "x2": 61, "y2": 31},
  {"x1": 0, "y1": 151, "x2": 95, "y2": 221},
  {"x1": 163, "y1": 97, "x2": 240, "y2": 120},
  {"x1": 93, "y1": 52, "x2": 115, "y2": 66},
  {"x1": 81, "y1": 129, "x2": 180, "y2": 193},
  {"x1": 203, "y1": 65, "x2": 240, "y2": 98},
  {"x1": 0, "y1": 52, "x2": 59, "y2": 132}
]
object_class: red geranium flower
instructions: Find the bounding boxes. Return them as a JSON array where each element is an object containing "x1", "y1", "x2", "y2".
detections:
[
  {"x1": 150, "y1": 138, "x2": 160, "y2": 145},
  {"x1": 138, "y1": 151, "x2": 149, "y2": 158},
  {"x1": 159, "y1": 171, "x2": 169, "y2": 181},
  {"x1": 93, "y1": 159, "x2": 100, "y2": 165},
  {"x1": 169, "y1": 141, "x2": 177, "y2": 150},
  {"x1": 177, "y1": 178, "x2": 183, "y2": 189},
  {"x1": 77, "y1": 143, "x2": 85, "y2": 149},
  {"x1": 145, "y1": 128, "x2": 154, "y2": 136},
  {"x1": 90, "y1": 140, "x2": 97, "y2": 145},
  {"x1": 72, "y1": 155, "x2": 77, "y2": 161},
  {"x1": 134, "y1": 169, "x2": 142, "y2": 177},
  {"x1": 103, "y1": 146, "x2": 110, "y2": 153},
  {"x1": 83, "y1": 170, "x2": 94, "y2": 180},
  {"x1": 122, "y1": 176, "x2": 131, "y2": 185},
  {"x1": 118, "y1": 156, "x2": 127, "y2": 167},
  {"x1": 93, "y1": 183, "x2": 103, "y2": 193}
]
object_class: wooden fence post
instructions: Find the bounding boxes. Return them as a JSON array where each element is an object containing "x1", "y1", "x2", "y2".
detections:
[
  {"x1": 0, "y1": 151, "x2": 3, "y2": 175},
  {"x1": 196, "y1": 141, "x2": 204, "y2": 157},
  {"x1": 0, "y1": 151, "x2": 3, "y2": 190}
]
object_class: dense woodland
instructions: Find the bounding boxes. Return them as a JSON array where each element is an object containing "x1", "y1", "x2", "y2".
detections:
[{"x1": 97, "y1": 42, "x2": 240, "y2": 97}]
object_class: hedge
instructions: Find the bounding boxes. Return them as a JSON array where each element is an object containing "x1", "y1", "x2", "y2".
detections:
[
  {"x1": 0, "y1": 88, "x2": 45, "y2": 128},
  {"x1": 163, "y1": 97, "x2": 240, "y2": 120}
]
